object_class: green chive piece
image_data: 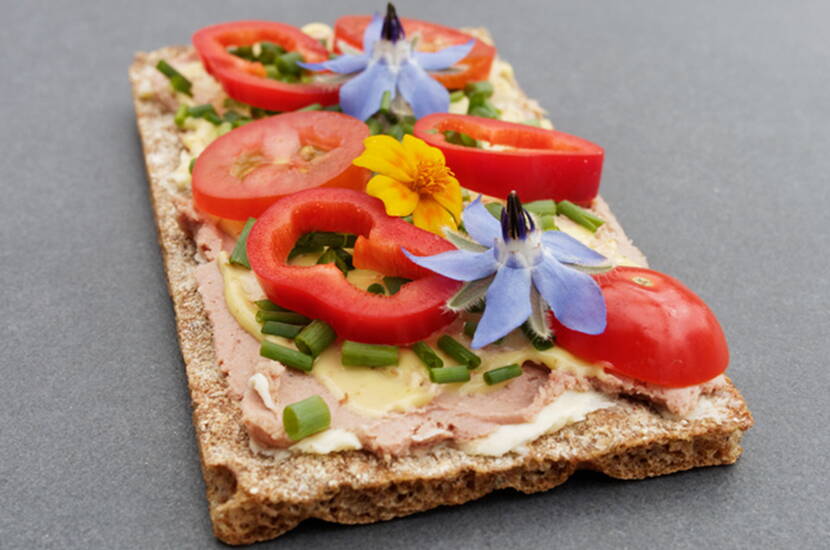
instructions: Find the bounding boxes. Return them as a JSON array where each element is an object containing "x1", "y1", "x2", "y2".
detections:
[
  {"x1": 449, "y1": 89, "x2": 466, "y2": 102},
  {"x1": 305, "y1": 231, "x2": 349, "y2": 248},
  {"x1": 443, "y1": 130, "x2": 478, "y2": 148},
  {"x1": 437, "y1": 335, "x2": 481, "y2": 369},
  {"x1": 174, "y1": 104, "x2": 189, "y2": 128},
  {"x1": 383, "y1": 276, "x2": 411, "y2": 295},
  {"x1": 283, "y1": 395, "x2": 330, "y2": 440},
  {"x1": 333, "y1": 247, "x2": 354, "y2": 270},
  {"x1": 260, "y1": 340, "x2": 313, "y2": 372},
  {"x1": 412, "y1": 342, "x2": 443, "y2": 369},
  {"x1": 229, "y1": 218, "x2": 256, "y2": 269},
  {"x1": 483, "y1": 364, "x2": 523, "y2": 385},
  {"x1": 222, "y1": 109, "x2": 246, "y2": 124},
  {"x1": 229, "y1": 45, "x2": 256, "y2": 60},
  {"x1": 429, "y1": 365, "x2": 470, "y2": 384},
  {"x1": 295, "y1": 320, "x2": 336, "y2": 357},
  {"x1": 261, "y1": 321, "x2": 303, "y2": 339},
  {"x1": 258, "y1": 41, "x2": 285, "y2": 64},
  {"x1": 523, "y1": 200, "x2": 557, "y2": 217},
  {"x1": 367, "y1": 118, "x2": 383, "y2": 135},
  {"x1": 557, "y1": 200, "x2": 605, "y2": 232},
  {"x1": 484, "y1": 202, "x2": 503, "y2": 219},
  {"x1": 341, "y1": 341, "x2": 399, "y2": 367},
  {"x1": 521, "y1": 323, "x2": 555, "y2": 350},
  {"x1": 276, "y1": 51, "x2": 304, "y2": 77},
  {"x1": 463, "y1": 320, "x2": 478, "y2": 337},
  {"x1": 156, "y1": 60, "x2": 192, "y2": 96},
  {"x1": 187, "y1": 104, "x2": 222, "y2": 126},
  {"x1": 255, "y1": 299, "x2": 288, "y2": 312},
  {"x1": 188, "y1": 157, "x2": 196, "y2": 174},
  {"x1": 317, "y1": 248, "x2": 349, "y2": 275},
  {"x1": 297, "y1": 102, "x2": 323, "y2": 112},
  {"x1": 367, "y1": 283, "x2": 386, "y2": 295},
  {"x1": 379, "y1": 90, "x2": 392, "y2": 113},
  {"x1": 468, "y1": 103, "x2": 500, "y2": 119},
  {"x1": 464, "y1": 81, "x2": 494, "y2": 99},
  {"x1": 344, "y1": 234, "x2": 357, "y2": 247},
  {"x1": 256, "y1": 310, "x2": 311, "y2": 325},
  {"x1": 541, "y1": 213, "x2": 558, "y2": 231}
]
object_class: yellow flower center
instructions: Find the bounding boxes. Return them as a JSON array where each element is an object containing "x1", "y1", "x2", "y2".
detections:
[{"x1": 410, "y1": 160, "x2": 454, "y2": 195}]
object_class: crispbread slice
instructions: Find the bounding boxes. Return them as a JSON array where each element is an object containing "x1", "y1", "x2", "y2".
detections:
[{"x1": 130, "y1": 42, "x2": 752, "y2": 545}]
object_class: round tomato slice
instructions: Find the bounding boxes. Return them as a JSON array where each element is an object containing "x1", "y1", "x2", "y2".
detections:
[
  {"x1": 550, "y1": 267, "x2": 729, "y2": 387},
  {"x1": 334, "y1": 15, "x2": 496, "y2": 89},
  {"x1": 414, "y1": 113, "x2": 604, "y2": 204},
  {"x1": 193, "y1": 21, "x2": 340, "y2": 111},
  {"x1": 247, "y1": 188, "x2": 460, "y2": 344},
  {"x1": 191, "y1": 111, "x2": 370, "y2": 220}
]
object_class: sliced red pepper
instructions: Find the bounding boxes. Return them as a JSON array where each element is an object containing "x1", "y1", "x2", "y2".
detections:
[
  {"x1": 414, "y1": 113, "x2": 604, "y2": 205},
  {"x1": 193, "y1": 21, "x2": 340, "y2": 111},
  {"x1": 247, "y1": 188, "x2": 461, "y2": 345}
]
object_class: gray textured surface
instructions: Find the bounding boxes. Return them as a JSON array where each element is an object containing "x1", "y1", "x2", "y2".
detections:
[{"x1": 1, "y1": 0, "x2": 828, "y2": 548}]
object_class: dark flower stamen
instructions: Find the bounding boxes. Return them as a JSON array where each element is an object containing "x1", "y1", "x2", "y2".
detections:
[
  {"x1": 380, "y1": 3, "x2": 405, "y2": 42},
  {"x1": 500, "y1": 191, "x2": 535, "y2": 241}
]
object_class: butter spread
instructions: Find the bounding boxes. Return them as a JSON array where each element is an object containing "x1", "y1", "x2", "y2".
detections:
[
  {"x1": 290, "y1": 428, "x2": 363, "y2": 454},
  {"x1": 248, "y1": 373, "x2": 278, "y2": 413},
  {"x1": 458, "y1": 390, "x2": 616, "y2": 455}
]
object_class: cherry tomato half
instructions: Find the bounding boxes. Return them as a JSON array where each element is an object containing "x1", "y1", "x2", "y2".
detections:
[
  {"x1": 550, "y1": 267, "x2": 729, "y2": 387},
  {"x1": 247, "y1": 188, "x2": 460, "y2": 344},
  {"x1": 191, "y1": 111, "x2": 370, "y2": 220},
  {"x1": 414, "y1": 113, "x2": 604, "y2": 204},
  {"x1": 334, "y1": 15, "x2": 496, "y2": 89},
  {"x1": 193, "y1": 21, "x2": 340, "y2": 111}
]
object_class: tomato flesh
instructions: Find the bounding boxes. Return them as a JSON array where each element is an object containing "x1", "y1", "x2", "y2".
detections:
[
  {"x1": 550, "y1": 267, "x2": 729, "y2": 387},
  {"x1": 247, "y1": 189, "x2": 461, "y2": 345},
  {"x1": 193, "y1": 21, "x2": 340, "y2": 111},
  {"x1": 334, "y1": 15, "x2": 496, "y2": 89},
  {"x1": 414, "y1": 113, "x2": 604, "y2": 204},
  {"x1": 191, "y1": 111, "x2": 370, "y2": 220}
]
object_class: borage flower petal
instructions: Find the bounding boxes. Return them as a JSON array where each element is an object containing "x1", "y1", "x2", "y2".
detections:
[
  {"x1": 473, "y1": 266, "x2": 533, "y2": 348},
  {"x1": 362, "y1": 12, "x2": 384, "y2": 51},
  {"x1": 403, "y1": 247, "x2": 498, "y2": 281},
  {"x1": 339, "y1": 60, "x2": 398, "y2": 127},
  {"x1": 413, "y1": 40, "x2": 474, "y2": 71},
  {"x1": 462, "y1": 198, "x2": 502, "y2": 247},
  {"x1": 397, "y1": 61, "x2": 450, "y2": 119},
  {"x1": 541, "y1": 231, "x2": 610, "y2": 266},
  {"x1": 532, "y1": 252, "x2": 607, "y2": 335},
  {"x1": 298, "y1": 54, "x2": 368, "y2": 74}
]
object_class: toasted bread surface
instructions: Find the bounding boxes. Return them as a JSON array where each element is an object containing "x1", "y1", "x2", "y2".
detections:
[{"x1": 130, "y1": 43, "x2": 752, "y2": 545}]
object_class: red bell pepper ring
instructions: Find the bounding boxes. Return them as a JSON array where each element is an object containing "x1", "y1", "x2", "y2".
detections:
[
  {"x1": 246, "y1": 188, "x2": 461, "y2": 345},
  {"x1": 413, "y1": 113, "x2": 604, "y2": 205},
  {"x1": 192, "y1": 21, "x2": 340, "y2": 111}
]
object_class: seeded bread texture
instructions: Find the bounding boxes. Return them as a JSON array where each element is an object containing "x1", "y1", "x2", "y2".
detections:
[{"x1": 130, "y1": 39, "x2": 752, "y2": 546}]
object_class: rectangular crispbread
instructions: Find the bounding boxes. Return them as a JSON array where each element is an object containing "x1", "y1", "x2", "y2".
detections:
[{"x1": 130, "y1": 35, "x2": 752, "y2": 545}]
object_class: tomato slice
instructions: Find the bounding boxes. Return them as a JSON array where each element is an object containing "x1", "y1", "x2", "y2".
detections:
[
  {"x1": 193, "y1": 21, "x2": 340, "y2": 111},
  {"x1": 414, "y1": 113, "x2": 604, "y2": 204},
  {"x1": 550, "y1": 267, "x2": 729, "y2": 387},
  {"x1": 334, "y1": 15, "x2": 496, "y2": 89},
  {"x1": 191, "y1": 111, "x2": 370, "y2": 220},
  {"x1": 247, "y1": 188, "x2": 461, "y2": 344}
]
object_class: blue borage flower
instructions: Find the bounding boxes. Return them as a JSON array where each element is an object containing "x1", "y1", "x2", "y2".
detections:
[
  {"x1": 299, "y1": 3, "x2": 474, "y2": 121},
  {"x1": 404, "y1": 193, "x2": 610, "y2": 349}
]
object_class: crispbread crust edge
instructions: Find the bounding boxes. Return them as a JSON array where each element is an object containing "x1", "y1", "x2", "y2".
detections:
[{"x1": 129, "y1": 45, "x2": 752, "y2": 546}]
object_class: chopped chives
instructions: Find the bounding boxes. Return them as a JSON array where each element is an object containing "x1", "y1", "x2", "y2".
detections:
[
  {"x1": 464, "y1": 80, "x2": 494, "y2": 99},
  {"x1": 255, "y1": 299, "x2": 288, "y2": 312},
  {"x1": 379, "y1": 90, "x2": 392, "y2": 113},
  {"x1": 260, "y1": 340, "x2": 313, "y2": 372},
  {"x1": 228, "y1": 45, "x2": 256, "y2": 60},
  {"x1": 463, "y1": 320, "x2": 478, "y2": 337},
  {"x1": 557, "y1": 200, "x2": 605, "y2": 232},
  {"x1": 188, "y1": 157, "x2": 196, "y2": 174},
  {"x1": 229, "y1": 218, "x2": 256, "y2": 269},
  {"x1": 468, "y1": 103, "x2": 500, "y2": 119},
  {"x1": 317, "y1": 248, "x2": 349, "y2": 276},
  {"x1": 437, "y1": 335, "x2": 481, "y2": 369},
  {"x1": 523, "y1": 200, "x2": 557, "y2": 217},
  {"x1": 283, "y1": 395, "x2": 330, "y2": 441},
  {"x1": 258, "y1": 41, "x2": 285, "y2": 64},
  {"x1": 484, "y1": 202, "x2": 503, "y2": 219},
  {"x1": 332, "y1": 247, "x2": 354, "y2": 270},
  {"x1": 367, "y1": 283, "x2": 386, "y2": 295},
  {"x1": 412, "y1": 342, "x2": 443, "y2": 369},
  {"x1": 449, "y1": 89, "x2": 466, "y2": 102},
  {"x1": 443, "y1": 130, "x2": 478, "y2": 148},
  {"x1": 521, "y1": 322, "x2": 555, "y2": 351},
  {"x1": 383, "y1": 276, "x2": 411, "y2": 295},
  {"x1": 341, "y1": 341, "x2": 399, "y2": 367},
  {"x1": 429, "y1": 365, "x2": 470, "y2": 384},
  {"x1": 483, "y1": 364, "x2": 523, "y2": 385},
  {"x1": 156, "y1": 60, "x2": 192, "y2": 96},
  {"x1": 276, "y1": 51, "x2": 304, "y2": 77},
  {"x1": 174, "y1": 104, "x2": 189, "y2": 128},
  {"x1": 261, "y1": 321, "x2": 303, "y2": 339},
  {"x1": 295, "y1": 320, "x2": 336, "y2": 357},
  {"x1": 541, "y1": 213, "x2": 558, "y2": 231},
  {"x1": 256, "y1": 310, "x2": 311, "y2": 325}
]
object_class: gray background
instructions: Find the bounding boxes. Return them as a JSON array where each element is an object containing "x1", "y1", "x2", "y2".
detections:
[{"x1": 1, "y1": 0, "x2": 828, "y2": 548}]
